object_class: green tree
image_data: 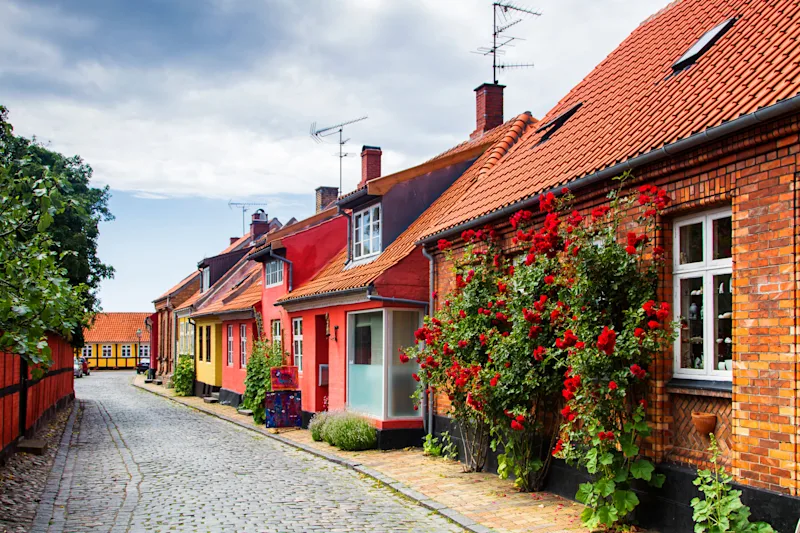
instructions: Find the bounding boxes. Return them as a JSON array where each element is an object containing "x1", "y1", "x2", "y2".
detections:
[
  {"x1": 0, "y1": 107, "x2": 114, "y2": 346},
  {"x1": 0, "y1": 105, "x2": 90, "y2": 365}
]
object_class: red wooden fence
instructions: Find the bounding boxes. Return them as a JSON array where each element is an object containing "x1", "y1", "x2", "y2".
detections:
[{"x1": 0, "y1": 334, "x2": 75, "y2": 459}]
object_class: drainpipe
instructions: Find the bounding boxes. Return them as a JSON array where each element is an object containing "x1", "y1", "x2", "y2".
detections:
[
  {"x1": 421, "y1": 247, "x2": 436, "y2": 435},
  {"x1": 268, "y1": 250, "x2": 293, "y2": 292}
]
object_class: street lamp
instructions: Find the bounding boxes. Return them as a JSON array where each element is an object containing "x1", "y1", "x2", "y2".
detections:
[{"x1": 136, "y1": 328, "x2": 142, "y2": 367}]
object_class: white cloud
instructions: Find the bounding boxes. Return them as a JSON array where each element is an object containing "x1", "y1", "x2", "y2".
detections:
[{"x1": 1, "y1": 0, "x2": 670, "y2": 200}]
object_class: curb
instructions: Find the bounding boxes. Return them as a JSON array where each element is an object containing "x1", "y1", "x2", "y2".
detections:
[{"x1": 131, "y1": 380, "x2": 497, "y2": 533}]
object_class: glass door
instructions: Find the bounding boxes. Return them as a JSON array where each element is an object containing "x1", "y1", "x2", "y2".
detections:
[{"x1": 347, "y1": 310, "x2": 384, "y2": 417}]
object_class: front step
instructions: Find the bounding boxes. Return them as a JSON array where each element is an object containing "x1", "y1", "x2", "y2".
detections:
[
  {"x1": 154, "y1": 379, "x2": 163, "y2": 385},
  {"x1": 237, "y1": 409, "x2": 253, "y2": 416},
  {"x1": 203, "y1": 397, "x2": 219, "y2": 404},
  {"x1": 144, "y1": 379, "x2": 154, "y2": 384},
  {"x1": 211, "y1": 392, "x2": 220, "y2": 399}
]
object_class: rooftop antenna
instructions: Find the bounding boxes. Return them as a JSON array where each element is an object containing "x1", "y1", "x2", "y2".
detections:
[
  {"x1": 228, "y1": 200, "x2": 268, "y2": 235},
  {"x1": 473, "y1": 2, "x2": 540, "y2": 84},
  {"x1": 310, "y1": 116, "x2": 368, "y2": 195}
]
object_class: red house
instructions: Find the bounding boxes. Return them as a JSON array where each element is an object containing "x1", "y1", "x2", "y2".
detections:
[
  {"x1": 276, "y1": 95, "x2": 532, "y2": 447},
  {"x1": 417, "y1": 1, "x2": 800, "y2": 530},
  {"x1": 249, "y1": 192, "x2": 347, "y2": 408}
]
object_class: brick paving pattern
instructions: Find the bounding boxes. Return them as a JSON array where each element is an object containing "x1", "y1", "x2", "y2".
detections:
[
  {"x1": 135, "y1": 375, "x2": 589, "y2": 533},
  {"x1": 33, "y1": 371, "x2": 464, "y2": 533}
]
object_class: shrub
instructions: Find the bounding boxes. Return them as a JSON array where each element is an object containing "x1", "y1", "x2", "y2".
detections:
[
  {"x1": 242, "y1": 334, "x2": 286, "y2": 424},
  {"x1": 173, "y1": 354, "x2": 194, "y2": 396},
  {"x1": 309, "y1": 411, "x2": 331, "y2": 442},
  {"x1": 423, "y1": 432, "x2": 458, "y2": 460},
  {"x1": 691, "y1": 435, "x2": 775, "y2": 533},
  {"x1": 317, "y1": 412, "x2": 377, "y2": 451}
]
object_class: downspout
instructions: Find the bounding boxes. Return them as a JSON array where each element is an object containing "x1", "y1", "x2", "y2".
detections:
[
  {"x1": 268, "y1": 250, "x2": 293, "y2": 292},
  {"x1": 421, "y1": 247, "x2": 436, "y2": 435}
]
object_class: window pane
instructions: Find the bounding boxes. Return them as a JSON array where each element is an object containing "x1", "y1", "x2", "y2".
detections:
[
  {"x1": 363, "y1": 210, "x2": 371, "y2": 229},
  {"x1": 362, "y1": 238, "x2": 371, "y2": 256},
  {"x1": 714, "y1": 273, "x2": 733, "y2": 371},
  {"x1": 348, "y1": 311, "x2": 383, "y2": 417},
  {"x1": 678, "y1": 277, "x2": 705, "y2": 370},
  {"x1": 354, "y1": 243, "x2": 361, "y2": 257},
  {"x1": 389, "y1": 311, "x2": 420, "y2": 417},
  {"x1": 679, "y1": 222, "x2": 703, "y2": 264},
  {"x1": 713, "y1": 217, "x2": 732, "y2": 260}
]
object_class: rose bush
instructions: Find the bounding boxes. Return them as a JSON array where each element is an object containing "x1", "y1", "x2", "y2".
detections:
[{"x1": 406, "y1": 176, "x2": 675, "y2": 528}]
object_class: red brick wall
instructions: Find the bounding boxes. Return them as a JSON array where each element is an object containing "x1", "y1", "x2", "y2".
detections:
[{"x1": 429, "y1": 113, "x2": 800, "y2": 496}]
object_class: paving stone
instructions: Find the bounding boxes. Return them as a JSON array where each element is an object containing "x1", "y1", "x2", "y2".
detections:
[{"x1": 32, "y1": 372, "x2": 465, "y2": 533}]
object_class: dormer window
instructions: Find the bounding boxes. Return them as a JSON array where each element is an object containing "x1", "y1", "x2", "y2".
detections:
[
  {"x1": 201, "y1": 267, "x2": 210, "y2": 293},
  {"x1": 353, "y1": 204, "x2": 381, "y2": 260},
  {"x1": 672, "y1": 18, "x2": 735, "y2": 72},
  {"x1": 265, "y1": 260, "x2": 284, "y2": 287}
]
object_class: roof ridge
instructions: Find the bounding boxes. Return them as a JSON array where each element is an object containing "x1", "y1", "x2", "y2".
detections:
[{"x1": 477, "y1": 112, "x2": 535, "y2": 181}]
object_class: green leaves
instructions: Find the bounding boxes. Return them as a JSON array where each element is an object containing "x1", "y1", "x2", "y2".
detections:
[
  {"x1": 612, "y1": 490, "x2": 639, "y2": 515},
  {"x1": 630, "y1": 459, "x2": 655, "y2": 481}
]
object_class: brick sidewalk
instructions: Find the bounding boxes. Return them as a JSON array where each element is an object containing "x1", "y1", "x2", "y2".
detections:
[{"x1": 132, "y1": 375, "x2": 588, "y2": 533}]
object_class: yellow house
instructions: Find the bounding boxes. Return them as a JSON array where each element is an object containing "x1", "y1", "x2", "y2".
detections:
[
  {"x1": 193, "y1": 317, "x2": 222, "y2": 396},
  {"x1": 81, "y1": 312, "x2": 151, "y2": 369}
]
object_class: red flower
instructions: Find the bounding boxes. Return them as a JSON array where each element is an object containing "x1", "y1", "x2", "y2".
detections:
[
  {"x1": 412, "y1": 373, "x2": 420, "y2": 382},
  {"x1": 647, "y1": 320, "x2": 661, "y2": 330},
  {"x1": 625, "y1": 245, "x2": 637, "y2": 255},
  {"x1": 490, "y1": 373, "x2": 500, "y2": 387},
  {"x1": 437, "y1": 239, "x2": 452, "y2": 251},
  {"x1": 591, "y1": 206, "x2": 610, "y2": 220},
  {"x1": 561, "y1": 405, "x2": 575, "y2": 421},
  {"x1": 515, "y1": 414, "x2": 526, "y2": 422},
  {"x1": 479, "y1": 334, "x2": 487, "y2": 346},
  {"x1": 544, "y1": 275, "x2": 555, "y2": 285},
  {"x1": 653, "y1": 246, "x2": 665, "y2": 255},
  {"x1": 459, "y1": 309, "x2": 466, "y2": 319},
  {"x1": 555, "y1": 329, "x2": 579, "y2": 350},
  {"x1": 532, "y1": 346, "x2": 546, "y2": 361},
  {"x1": 634, "y1": 327, "x2": 645, "y2": 338},
  {"x1": 642, "y1": 300, "x2": 656, "y2": 316},
  {"x1": 399, "y1": 353, "x2": 410, "y2": 364},
  {"x1": 540, "y1": 192, "x2": 556, "y2": 213},
  {"x1": 639, "y1": 399, "x2": 648, "y2": 409},
  {"x1": 552, "y1": 439, "x2": 564, "y2": 456},
  {"x1": 630, "y1": 364, "x2": 646, "y2": 379},
  {"x1": 608, "y1": 381, "x2": 618, "y2": 391},
  {"x1": 457, "y1": 340, "x2": 468, "y2": 348},
  {"x1": 511, "y1": 420, "x2": 524, "y2": 431},
  {"x1": 562, "y1": 388, "x2": 575, "y2": 401},
  {"x1": 596, "y1": 326, "x2": 617, "y2": 356},
  {"x1": 497, "y1": 281, "x2": 508, "y2": 294}
]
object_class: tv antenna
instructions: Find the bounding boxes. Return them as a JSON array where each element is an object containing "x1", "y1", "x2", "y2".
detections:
[
  {"x1": 228, "y1": 200, "x2": 268, "y2": 235},
  {"x1": 310, "y1": 115, "x2": 368, "y2": 195},
  {"x1": 473, "y1": 2, "x2": 540, "y2": 84}
]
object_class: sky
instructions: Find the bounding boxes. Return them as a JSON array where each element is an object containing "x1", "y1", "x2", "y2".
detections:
[{"x1": 0, "y1": 0, "x2": 669, "y2": 312}]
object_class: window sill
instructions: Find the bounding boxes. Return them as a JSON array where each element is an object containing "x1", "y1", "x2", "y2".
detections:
[{"x1": 667, "y1": 378, "x2": 732, "y2": 399}]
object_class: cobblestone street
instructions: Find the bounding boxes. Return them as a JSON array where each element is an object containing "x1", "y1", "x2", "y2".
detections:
[{"x1": 32, "y1": 372, "x2": 464, "y2": 533}]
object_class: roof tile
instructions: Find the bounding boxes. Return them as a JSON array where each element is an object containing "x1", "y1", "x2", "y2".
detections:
[{"x1": 84, "y1": 313, "x2": 151, "y2": 343}]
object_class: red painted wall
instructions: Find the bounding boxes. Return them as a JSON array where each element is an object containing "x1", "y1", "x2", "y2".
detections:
[
  {"x1": 283, "y1": 215, "x2": 347, "y2": 288},
  {"x1": 220, "y1": 318, "x2": 257, "y2": 395},
  {"x1": 287, "y1": 300, "x2": 424, "y2": 430},
  {"x1": 373, "y1": 247, "x2": 430, "y2": 301}
]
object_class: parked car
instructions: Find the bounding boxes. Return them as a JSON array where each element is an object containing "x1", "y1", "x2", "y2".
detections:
[
  {"x1": 73, "y1": 360, "x2": 83, "y2": 378},
  {"x1": 79, "y1": 357, "x2": 90, "y2": 376},
  {"x1": 136, "y1": 357, "x2": 150, "y2": 374}
]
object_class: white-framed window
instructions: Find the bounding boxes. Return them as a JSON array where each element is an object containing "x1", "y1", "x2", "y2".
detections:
[
  {"x1": 139, "y1": 345, "x2": 150, "y2": 358},
  {"x1": 240, "y1": 324, "x2": 247, "y2": 367},
  {"x1": 673, "y1": 207, "x2": 732, "y2": 380},
  {"x1": 353, "y1": 204, "x2": 381, "y2": 260},
  {"x1": 227, "y1": 325, "x2": 234, "y2": 366},
  {"x1": 198, "y1": 326, "x2": 204, "y2": 362},
  {"x1": 201, "y1": 267, "x2": 210, "y2": 292},
  {"x1": 265, "y1": 260, "x2": 284, "y2": 287},
  {"x1": 292, "y1": 318, "x2": 303, "y2": 371},
  {"x1": 81, "y1": 345, "x2": 92, "y2": 358},
  {"x1": 271, "y1": 319, "x2": 282, "y2": 346},
  {"x1": 121, "y1": 345, "x2": 131, "y2": 358},
  {"x1": 102, "y1": 345, "x2": 112, "y2": 358}
]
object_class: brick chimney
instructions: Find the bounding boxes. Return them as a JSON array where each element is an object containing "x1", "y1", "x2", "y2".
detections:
[
  {"x1": 230, "y1": 237, "x2": 239, "y2": 245},
  {"x1": 358, "y1": 146, "x2": 382, "y2": 188},
  {"x1": 471, "y1": 83, "x2": 505, "y2": 139},
  {"x1": 250, "y1": 209, "x2": 270, "y2": 239},
  {"x1": 315, "y1": 186, "x2": 339, "y2": 212}
]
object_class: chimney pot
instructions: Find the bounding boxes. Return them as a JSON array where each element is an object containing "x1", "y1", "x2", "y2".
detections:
[
  {"x1": 230, "y1": 237, "x2": 239, "y2": 245},
  {"x1": 358, "y1": 145, "x2": 382, "y2": 188},
  {"x1": 250, "y1": 209, "x2": 270, "y2": 239},
  {"x1": 315, "y1": 186, "x2": 339, "y2": 213},
  {"x1": 471, "y1": 83, "x2": 505, "y2": 139}
]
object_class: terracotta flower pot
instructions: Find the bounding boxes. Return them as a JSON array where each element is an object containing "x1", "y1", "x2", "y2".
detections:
[{"x1": 692, "y1": 412, "x2": 717, "y2": 436}]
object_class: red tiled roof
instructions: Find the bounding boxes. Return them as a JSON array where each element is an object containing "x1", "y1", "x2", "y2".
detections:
[
  {"x1": 279, "y1": 113, "x2": 534, "y2": 303},
  {"x1": 424, "y1": 0, "x2": 800, "y2": 238},
  {"x1": 153, "y1": 271, "x2": 199, "y2": 302},
  {"x1": 192, "y1": 259, "x2": 262, "y2": 317},
  {"x1": 84, "y1": 312, "x2": 151, "y2": 343}
]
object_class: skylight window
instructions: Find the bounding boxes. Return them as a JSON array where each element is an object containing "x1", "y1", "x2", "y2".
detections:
[
  {"x1": 535, "y1": 102, "x2": 582, "y2": 144},
  {"x1": 672, "y1": 18, "x2": 736, "y2": 72}
]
